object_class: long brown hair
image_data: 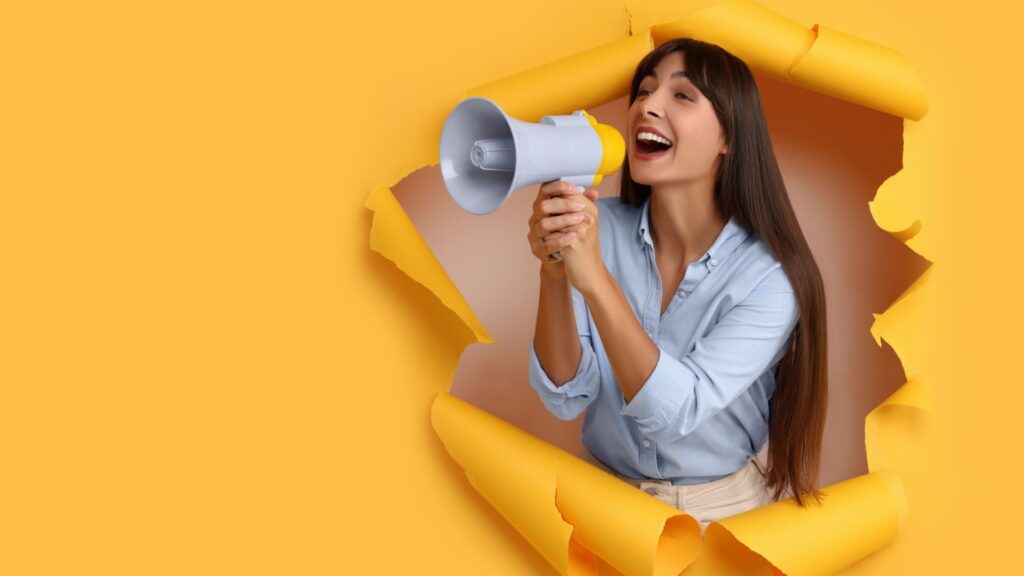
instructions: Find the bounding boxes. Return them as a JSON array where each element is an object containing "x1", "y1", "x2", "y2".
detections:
[{"x1": 621, "y1": 38, "x2": 828, "y2": 506}]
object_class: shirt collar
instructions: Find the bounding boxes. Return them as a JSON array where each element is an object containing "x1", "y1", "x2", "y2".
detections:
[{"x1": 637, "y1": 195, "x2": 749, "y2": 265}]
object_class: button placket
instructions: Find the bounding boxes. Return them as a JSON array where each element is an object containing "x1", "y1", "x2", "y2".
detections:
[{"x1": 645, "y1": 245, "x2": 660, "y2": 342}]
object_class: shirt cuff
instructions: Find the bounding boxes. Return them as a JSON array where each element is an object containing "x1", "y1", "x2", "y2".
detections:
[
  {"x1": 619, "y1": 346, "x2": 696, "y2": 438},
  {"x1": 528, "y1": 340, "x2": 599, "y2": 402}
]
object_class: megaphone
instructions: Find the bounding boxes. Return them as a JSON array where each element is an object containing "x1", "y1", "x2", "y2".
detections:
[{"x1": 440, "y1": 97, "x2": 625, "y2": 215}]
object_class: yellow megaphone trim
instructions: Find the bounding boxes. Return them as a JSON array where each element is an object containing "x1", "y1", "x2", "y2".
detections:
[{"x1": 579, "y1": 110, "x2": 625, "y2": 189}]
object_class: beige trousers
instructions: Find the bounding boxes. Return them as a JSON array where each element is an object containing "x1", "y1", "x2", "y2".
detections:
[{"x1": 587, "y1": 443, "x2": 774, "y2": 535}]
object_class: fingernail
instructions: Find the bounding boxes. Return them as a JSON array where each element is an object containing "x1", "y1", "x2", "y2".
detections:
[
  {"x1": 571, "y1": 213, "x2": 584, "y2": 221},
  {"x1": 571, "y1": 201, "x2": 585, "y2": 210}
]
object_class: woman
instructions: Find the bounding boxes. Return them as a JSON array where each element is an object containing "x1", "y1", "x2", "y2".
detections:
[{"x1": 526, "y1": 38, "x2": 828, "y2": 531}]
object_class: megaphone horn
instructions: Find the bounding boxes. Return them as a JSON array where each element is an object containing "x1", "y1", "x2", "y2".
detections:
[{"x1": 440, "y1": 97, "x2": 624, "y2": 215}]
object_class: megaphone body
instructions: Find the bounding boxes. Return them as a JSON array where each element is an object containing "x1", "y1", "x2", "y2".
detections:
[{"x1": 440, "y1": 97, "x2": 624, "y2": 215}]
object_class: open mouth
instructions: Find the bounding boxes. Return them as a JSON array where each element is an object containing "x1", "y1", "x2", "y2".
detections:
[{"x1": 635, "y1": 133, "x2": 673, "y2": 157}]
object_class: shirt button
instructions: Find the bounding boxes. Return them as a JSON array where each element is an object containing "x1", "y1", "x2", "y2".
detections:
[
  {"x1": 710, "y1": 258, "x2": 719, "y2": 267},
  {"x1": 642, "y1": 440, "x2": 651, "y2": 448}
]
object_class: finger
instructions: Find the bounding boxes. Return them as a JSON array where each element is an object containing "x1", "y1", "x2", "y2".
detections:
[
  {"x1": 539, "y1": 196, "x2": 586, "y2": 216},
  {"x1": 532, "y1": 223, "x2": 580, "y2": 255},
  {"x1": 540, "y1": 181, "x2": 585, "y2": 199},
  {"x1": 542, "y1": 222, "x2": 582, "y2": 243},
  {"x1": 537, "y1": 212, "x2": 585, "y2": 234},
  {"x1": 537, "y1": 231, "x2": 577, "y2": 255},
  {"x1": 548, "y1": 230, "x2": 577, "y2": 252},
  {"x1": 583, "y1": 188, "x2": 599, "y2": 202}
]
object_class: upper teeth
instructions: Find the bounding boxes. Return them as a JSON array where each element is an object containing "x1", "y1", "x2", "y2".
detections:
[{"x1": 638, "y1": 132, "x2": 672, "y2": 146}]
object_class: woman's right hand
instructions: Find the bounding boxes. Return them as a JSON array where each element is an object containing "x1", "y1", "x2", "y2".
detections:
[{"x1": 527, "y1": 181, "x2": 587, "y2": 271}]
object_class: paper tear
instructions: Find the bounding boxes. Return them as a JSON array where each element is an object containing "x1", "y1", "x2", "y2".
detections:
[
  {"x1": 365, "y1": 186, "x2": 492, "y2": 344},
  {"x1": 368, "y1": 0, "x2": 936, "y2": 573},
  {"x1": 464, "y1": 33, "x2": 653, "y2": 123},
  {"x1": 887, "y1": 219, "x2": 923, "y2": 244},
  {"x1": 706, "y1": 472, "x2": 905, "y2": 576},
  {"x1": 865, "y1": 379, "x2": 934, "y2": 474},
  {"x1": 790, "y1": 23, "x2": 929, "y2": 120},
  {"x1": 650, "y1": 0, "x2": 929, "y2": 120},
  {"x1": 870, "y1": 169, "x2": 925, "y2": 245},
  {"x1": 432, "y1": 393, "x2": 702, "y2": 576},
  {"x1": 870, "y1": 265, "x2": 933, "y2": 354}
]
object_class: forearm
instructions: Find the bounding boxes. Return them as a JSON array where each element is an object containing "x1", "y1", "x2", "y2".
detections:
[
  {"x1": 582, "y1": 268, "x2": 659, "y2": 403},
  {"x1": 533, "y1": 265, "x2": 583, "y2": 386}
]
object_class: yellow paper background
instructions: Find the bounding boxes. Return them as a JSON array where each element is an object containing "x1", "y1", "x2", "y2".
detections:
[{"x1": 0, "y1": 0, "x2": 1012, "y2": 574}]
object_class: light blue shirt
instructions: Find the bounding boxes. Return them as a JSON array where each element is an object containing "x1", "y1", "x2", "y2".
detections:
[{"x1": 528, "y1": 195, "x2": 799, "y2": 484}]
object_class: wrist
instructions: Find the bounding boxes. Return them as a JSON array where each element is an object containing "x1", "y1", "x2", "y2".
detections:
[
  {"x1": 539, "y1": 262, "x2": 567, "y2": 283},
  {"x1": 579, "y1": 265, "x2": 615, "y2": 301}
]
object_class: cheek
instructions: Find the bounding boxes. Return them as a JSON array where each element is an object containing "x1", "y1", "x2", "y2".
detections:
[{"x1": 687, "y1": 119, "x2": 724, "y2": 153}]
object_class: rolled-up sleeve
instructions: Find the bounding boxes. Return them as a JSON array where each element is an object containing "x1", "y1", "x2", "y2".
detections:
[
  {"x1": 620, "y1": 267, "x2": 800, "y2": 443},
  {"x1": 528, "y1": 285, "x2": 602, "y2": 421}
]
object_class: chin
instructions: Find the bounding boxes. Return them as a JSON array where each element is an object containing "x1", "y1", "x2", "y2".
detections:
[
  {"x1": 626, "y1": 162, "x2": 653, "y2": 186},
  {"x1": 627, "y1": 166, "x2": 661, "y2": 187}
]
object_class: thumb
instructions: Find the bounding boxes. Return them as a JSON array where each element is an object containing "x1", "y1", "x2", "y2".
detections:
[{"x1": 583, "y1": 188, "x2": 599, "y2": 202}]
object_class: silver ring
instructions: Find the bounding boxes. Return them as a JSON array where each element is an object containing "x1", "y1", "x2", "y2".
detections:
[{"x1": 546, "y1": 251, "x2": 563, "y2": 264}]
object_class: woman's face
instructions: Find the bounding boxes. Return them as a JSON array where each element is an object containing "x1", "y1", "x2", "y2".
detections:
[{"x1": 627, "y1": 52, "x2": 728, "y2": 189}]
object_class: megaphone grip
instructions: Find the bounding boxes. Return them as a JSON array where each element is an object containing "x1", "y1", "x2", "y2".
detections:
[{"x1": 544, "y1": 182, "x2": 584, "y2": 264}]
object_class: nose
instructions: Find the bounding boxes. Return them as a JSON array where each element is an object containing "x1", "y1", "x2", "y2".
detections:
[{"x1": 641, "y1": 100, "x2": 662, "y2": 119}]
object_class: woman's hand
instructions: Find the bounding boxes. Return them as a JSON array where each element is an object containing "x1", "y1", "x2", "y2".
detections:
[
  {"x1": 527, "y1": 181, "x2": 588, "y2": 275},
  {"x1": 557, "y1": 187, "x2": 606, "y2": 297},
  {"x1": 526, "y1": 180, "x2": 607, "y2": 296}
]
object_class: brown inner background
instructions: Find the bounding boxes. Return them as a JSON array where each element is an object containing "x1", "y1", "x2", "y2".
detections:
[{"x1": 393, "y1": 71, "x2": 929, "y2": 487}]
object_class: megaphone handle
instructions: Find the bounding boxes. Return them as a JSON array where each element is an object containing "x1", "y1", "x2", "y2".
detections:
[{"x1": 544, "y1": 179, "x2": 585, "y2": 264}]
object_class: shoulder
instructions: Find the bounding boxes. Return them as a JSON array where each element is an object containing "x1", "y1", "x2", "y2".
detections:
[
  {"x1": 734, "y1": 235, "x2": 799, "y2": 328},
  {"x1": 732, "y1": 231, "x2": 795, "y2": 299}
]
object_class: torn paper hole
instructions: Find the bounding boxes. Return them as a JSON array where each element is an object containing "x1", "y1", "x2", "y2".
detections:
[{"x1": 367, "y1": 1, "x2": 934, "y2": 573}]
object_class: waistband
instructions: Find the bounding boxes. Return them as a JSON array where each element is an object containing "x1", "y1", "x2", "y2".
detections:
[{"x1": 606, "y1": 441, "x2": 770, "y2": 488}]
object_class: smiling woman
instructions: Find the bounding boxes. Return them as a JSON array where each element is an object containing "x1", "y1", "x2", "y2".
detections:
[{"x1": 527, "y1": 37, "x2": 829, "y2": 529}]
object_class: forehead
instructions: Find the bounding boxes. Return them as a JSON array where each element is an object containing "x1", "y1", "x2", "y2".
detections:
[{"x1": 642, "y1": 52, "x2": 688, "y2": 83}]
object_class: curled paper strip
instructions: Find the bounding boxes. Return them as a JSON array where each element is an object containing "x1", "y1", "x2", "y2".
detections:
[
  {"x1": 650, "y1": 0, "x2": 929, "y2": 120},
  {"x1": 432, "y1": 393, "x2": 702, "y2": 576},
  {"x1": 366, "y1": 0, "x2": 933, "y2": 573},
  {"x1": 432, "y1": 393, "x2": 910, "y2": 576},
  {"x1": 464, "y1": 34, "x2": 653, "y2": 122}
]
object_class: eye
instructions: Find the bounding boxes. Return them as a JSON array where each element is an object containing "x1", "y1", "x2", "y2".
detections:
[{"x1": 635, "y1": 88, "x2": 691, "y2": 101}]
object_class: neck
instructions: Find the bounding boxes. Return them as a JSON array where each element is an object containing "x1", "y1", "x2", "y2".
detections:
[{"x1": 648, "y1": 177, "x2": 726, "y2": 264}]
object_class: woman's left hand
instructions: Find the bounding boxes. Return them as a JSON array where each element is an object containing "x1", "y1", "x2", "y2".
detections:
[{"x1": 554, "y1": 187, "x2": 609, "y2": 297}]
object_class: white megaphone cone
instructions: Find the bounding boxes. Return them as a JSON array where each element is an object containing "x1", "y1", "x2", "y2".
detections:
[{"x1": 439, "y1": 97, "x2": 624, "y2": 215}]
